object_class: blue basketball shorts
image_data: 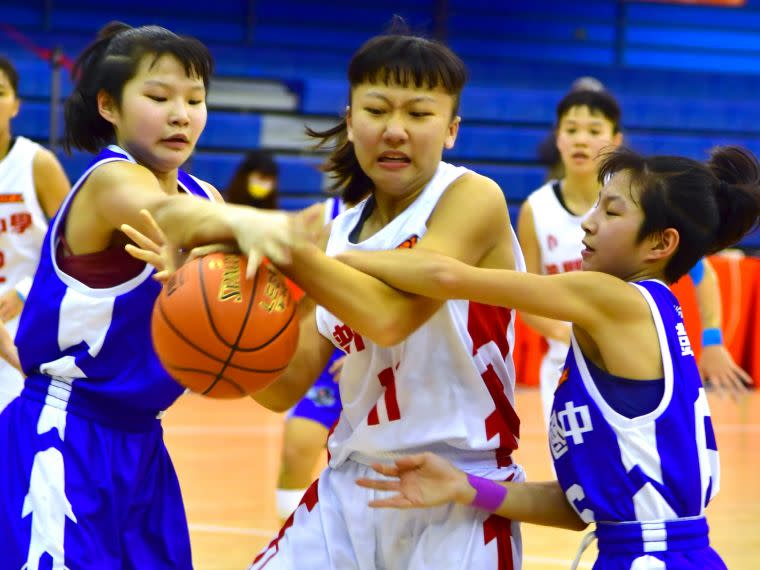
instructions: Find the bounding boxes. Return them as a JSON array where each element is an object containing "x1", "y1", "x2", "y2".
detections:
[
  {"x1": 0, "y1": 394, "x2": 192, "y2": 570},
  {"x1": 287, "y1": 349, "x2": 343, "y2": 430}
]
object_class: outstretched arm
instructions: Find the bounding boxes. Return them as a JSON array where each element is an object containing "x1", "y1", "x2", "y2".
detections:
[
  {"x1": 692, "y1": 258, "x2": 752, "y2": 396},
  {"x1": 356, "y1": 452, "x2": 587, "y2": 531},
  {"x1": 516, "y1": 201, "x2": 571, "y2": 344},
  {"x1": 338, "y1": 247, "x2": 640, "y2": 334},
  {"x1": 276, "y1": 174, "x2": 515, "y2": 346}
]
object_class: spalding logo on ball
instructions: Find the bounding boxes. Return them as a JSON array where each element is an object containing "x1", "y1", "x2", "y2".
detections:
[{"x1": 151, "y1": 253, "x2": 299, "y2": 398}]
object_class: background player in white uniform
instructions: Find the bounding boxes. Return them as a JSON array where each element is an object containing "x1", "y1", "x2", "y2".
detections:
[
  {"x1": 520, "y1": 89, "x2": 750, "y2": 425},
  {"x1": 351, "y1": 145, "x2": 760, "y2": 569},
  {"x1": 0, "y1": 56, "x2": 70, "y2": 409}
]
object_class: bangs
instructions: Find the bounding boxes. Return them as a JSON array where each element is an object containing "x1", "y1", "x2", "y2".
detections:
[
  {"x1": 348, "y1": 35, "x2": 466, "y2": 96},
  {"x1": 112, "y1": 25, "x2": 214, "y2": 89}
]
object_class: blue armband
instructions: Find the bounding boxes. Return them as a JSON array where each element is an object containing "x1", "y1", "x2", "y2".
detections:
[
  {"x1": 702, "y1": 328, "x2": 723, "y2": 347},
  {"x1": 689, "y1": 258, "x2": 705, "y2": 286}
]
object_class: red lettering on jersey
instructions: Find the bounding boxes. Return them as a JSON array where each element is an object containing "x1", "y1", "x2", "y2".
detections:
[
  {"x1": 547, "y1": 234, "x2": 558, "y2": 251},
  {"x1": 332, "y1": 324, "x2": 365, "y2": 353},
  {"x1": 562, "y1": 259, "x2": 582, "y2": 273},
  {"x1": 545, "y1": 263, "x2": 559, "y2": 275},
  {"x1": 483, "y1": 476, "x2": 515, "y2": 570},
  {"x1": 251, "y1": 479, "x2": 319, "y2": 567},
  {"x1": 0, "y1": 194, "x2": 23, "y2": 203},
  {"x1": 10, "y1": 212, "x2": 32, "y2": 234},
  {"x1": 396, "y1": 235, "x2": 419, "y2": 249},
  {"x1": 367, "y1": 365, "x2": 401, "y2": 425}
]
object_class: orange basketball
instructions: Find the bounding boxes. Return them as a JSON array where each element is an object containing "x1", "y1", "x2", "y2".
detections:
[{"x1": 151, "y1": 253, "x2": 299, "y2": 398}]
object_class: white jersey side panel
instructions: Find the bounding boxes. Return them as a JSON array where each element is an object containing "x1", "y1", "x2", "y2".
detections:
[
  {"x1": 316, "y1": 162, "x2": 526, "y2": 469},
  {"x1": 527, "y1": 181, "x2": 585, "y2": 363},
  {"x1": 0, "y1": 136, "x2": 48, "y2": 337}
]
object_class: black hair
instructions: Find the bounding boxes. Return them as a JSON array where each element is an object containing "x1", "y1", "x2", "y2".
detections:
[
  {"x1": 556, "y1": 89, "x2": 622, "y2": 133},
  {"x1": 64, "y1": 21, "x2": 213, "y2": 154},
  {"x1": 598, "y1": 146, "x2": 760, "y2": 282},
  {"x1": 224, "y1": 150, "x2": 279, "y2": 210},
  {"x1": 308, "y1": 28, "x2": 467, "y2": 204},
  {"x1": 0, "y1": 57, "x2": 19, "y2": 97}
]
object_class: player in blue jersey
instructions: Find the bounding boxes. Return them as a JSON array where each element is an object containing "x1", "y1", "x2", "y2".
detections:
[
  {"x1": 0, "y1": 22, "x2": 291, "y2": 569},
  {"x1": 347, "y1": 145, "x2": 760, "y2": 569}
]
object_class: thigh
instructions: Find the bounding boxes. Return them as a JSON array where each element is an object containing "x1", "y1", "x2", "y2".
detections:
[
  {"x1": 279, "y1": 417, "x2": 329, "y2": 487},
  {"x1": 390, "y1": 464, "x2": 525, "y2": 570},
  {"x1": 252, "y1": 464, "x2": 375, "y2": 570},
  {"x1": 121, "y1": 428, "x2": 192, "y2": 570},
  {"x1": 0, "y1": 397, "x2": 122, "y2": 570}
]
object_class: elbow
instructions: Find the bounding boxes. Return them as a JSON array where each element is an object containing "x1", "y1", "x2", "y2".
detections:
[
  {"x1": 428, "y1": 259, "x2": 461, "y2": 299},
  {"x1": 254, "y1": 394, "x2": 291, "y2": 414},
  {"x1": 370, "y1": 319, "x2": 408, "y2": 348},
  {"x1": 567, "y1": 516, "x2": 591, "y2": 532}
]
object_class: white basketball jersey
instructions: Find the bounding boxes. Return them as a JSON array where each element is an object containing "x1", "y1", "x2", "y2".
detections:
[
  {"x1": 527, "y1": 181, "x2": 585, "y2": 361},
  {"x1": 0, "y1": 136, "x2": 48, "y2": 337},
  {"x1": 316, "y1": 162, "x2": 526, "y2": 470}
]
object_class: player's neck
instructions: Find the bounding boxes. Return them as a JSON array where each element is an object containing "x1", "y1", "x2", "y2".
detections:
[
  {"x1": 0, "y1": 131, "x2": 11, "y2": 161},
  {"x1": 561, "y1": 172, "x2": 601, "y2": 215},
  {"x1": 152, "y1": 169, "x2": 181, "y2": 195}
]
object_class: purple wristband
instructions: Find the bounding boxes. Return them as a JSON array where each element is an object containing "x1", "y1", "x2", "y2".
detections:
[{"x1": 466, "y1": 473, "x2": 508, "y2": 512}]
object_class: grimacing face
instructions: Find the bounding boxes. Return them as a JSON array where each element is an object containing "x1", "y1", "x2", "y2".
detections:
[
  {"x1": 346, "y1": 81, "x2": 460, "y2": 199},
  {"x1": 100, "y1": 53, "x2": 207, "y2": 173}
]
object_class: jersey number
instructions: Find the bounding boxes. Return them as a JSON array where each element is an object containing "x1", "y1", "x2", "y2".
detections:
[
  {"x1": 367, "y1": 366, "x2": 401, "y2": 425},
  {"x1": 565, "y1": 483, "x2": 595, "y2": 523}
]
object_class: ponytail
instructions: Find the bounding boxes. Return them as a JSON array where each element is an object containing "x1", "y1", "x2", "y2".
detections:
[
  {"x1": 63, "y1": 21, "x2": 212, "y2": 155},
  {"x1": 63, "y1": 22, "x2": 131, "y2": 154},
  {"x1": 307, "y1": 118, "x2": 373, "y2": 205},
  {"x1": 706, "y1": 146, "x2": 760, "y2": 253}
]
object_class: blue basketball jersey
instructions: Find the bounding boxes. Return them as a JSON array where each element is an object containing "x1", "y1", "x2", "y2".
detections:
[
  {"x1": 15, "y1": 145, "x2": 213, "y2": 430},
  {"x1": 550, "y1": 280, "x2": 722, "y2": 566}
]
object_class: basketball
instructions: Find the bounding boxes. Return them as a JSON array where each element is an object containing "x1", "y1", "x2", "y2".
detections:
[{"x1": 151, "y1": 252, "x2": 299, "y2": 398}]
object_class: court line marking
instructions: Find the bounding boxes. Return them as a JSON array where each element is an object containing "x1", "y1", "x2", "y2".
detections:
[
  {"x1": 188, "y1": 523, "x2": 593, "y2": 567},
  {"x1": 167, "y1": 423, "x2": 760, "y2": 436}
]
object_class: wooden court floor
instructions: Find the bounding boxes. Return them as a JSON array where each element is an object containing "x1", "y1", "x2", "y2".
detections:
[{"x1": 164, "y1": 388, "x2": 760, "y2": 569}]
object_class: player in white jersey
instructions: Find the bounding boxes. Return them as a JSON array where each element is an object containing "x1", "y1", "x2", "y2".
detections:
[
  {"x1": 520, "y1": 90, "x2": 750, "y2": 425},
  {"x1": 127, "y1": 29, "x2": 527, "y2": 569},
  {"x1": 137, "y1": 30, "x2": 528, "y2": 569},
  {"x1": 0, "y1": 57, "x2": 70, "y2": 409},
  {"x1": 238, "y1": 31, "x2": 527, "y2": 569},
  {"x1": 351, "y1": 145, "x2": 760, "y2": 570}
]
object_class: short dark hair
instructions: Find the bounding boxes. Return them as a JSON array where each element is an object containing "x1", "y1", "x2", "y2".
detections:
[
  {"x1": 599, "y1": 146, "x2": 760, "y2": 282},
  {"x1": 556, "y1": 89, "x2": 621, "y2": 133},
  {"x1": 64, "y1": 22, "x2": 213, "y2": 153},
  {"x1": 0, "y1": 57, "x2": 19, "y2": 96}
]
